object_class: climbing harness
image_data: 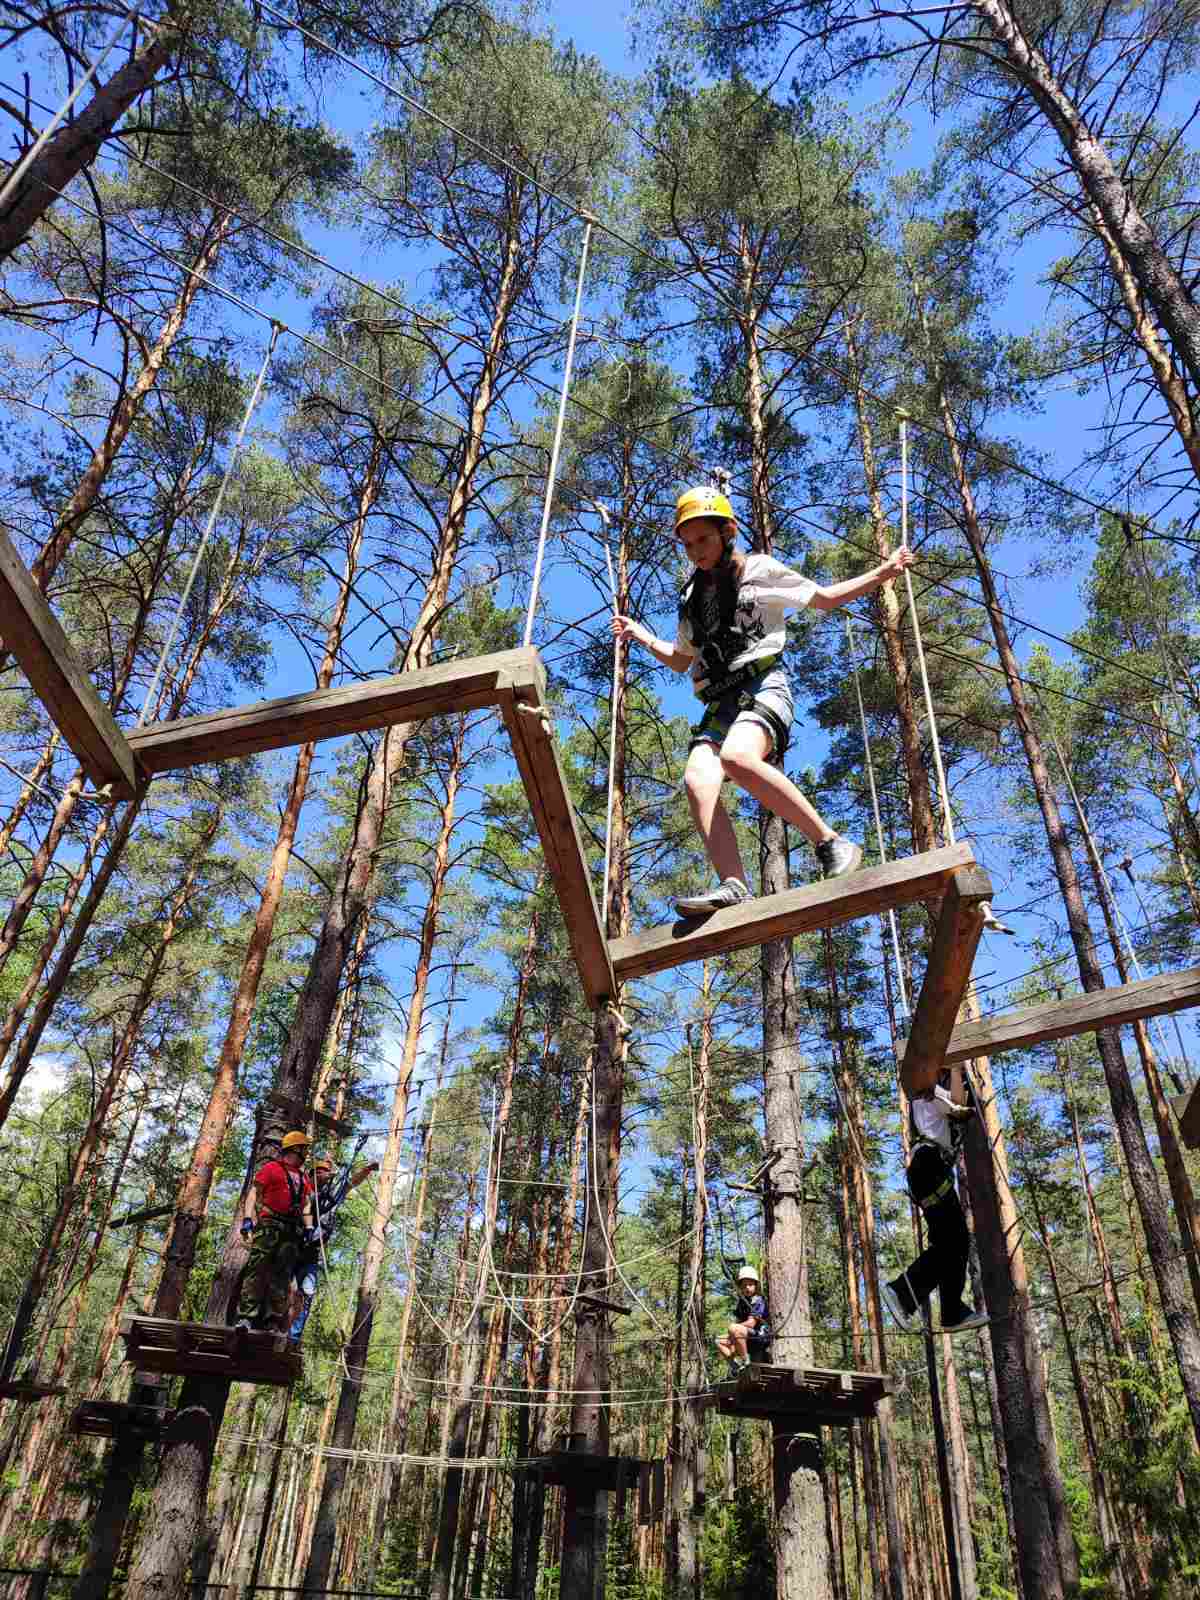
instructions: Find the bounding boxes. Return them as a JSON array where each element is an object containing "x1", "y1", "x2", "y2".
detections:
[
  {"x1": 138, "y1": 324, "x2": 282, "y2": 725},
  {"x1": 522, "y1": 215, "x2": 595, "y2": 648}
]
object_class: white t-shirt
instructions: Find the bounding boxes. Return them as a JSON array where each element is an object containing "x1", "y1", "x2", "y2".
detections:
[
  {"x1": 912, "y1": 1090, "x2": 957, "y2": 1155},
  {"x1": 674, "y1": 553, "x2": 818, "y2": 696}
]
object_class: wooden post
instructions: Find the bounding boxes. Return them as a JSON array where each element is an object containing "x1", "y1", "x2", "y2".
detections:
[
  {"x1": 0, "y1": 524, "x2": 138, "y2": 795},
  {"x1": 558, "y1": 1003, "x2": 622, "y2": 1600},
  {"x1": 900, "y1": 866, "x2": 993, "y2": 1095}
]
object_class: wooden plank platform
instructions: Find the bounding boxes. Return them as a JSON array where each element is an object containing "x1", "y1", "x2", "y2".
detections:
[
  {"x1": 531, "y1": 1451, "x2": 659, "y2": 1492},
  {"x1": 0, "y1": 1377, "x2": 67, "y2": 1402},
  {"x1": 900, "y1": 865, "x2": 993, "y2": 1095},
  {"x1": 609, "y1": 842, "x2": 978, "y2": 984},
  {"x1": 70, "y1": 1398, "x2": 174, "y2": 1440},
  {"x1": 119, "y1": 1316, "x2": 300, "y2": 1387},
  {"x1": 498, "y1": 659, "x2": 613, "y2": 1005},
  {"x1": 708, "y1": 1363, "x2": 891, "y2": 1426},
  {"x1": 932, "y1": 965, "x2": 1200, "y2": 1069},
  {"x1": 126, "y1": 648, "x2": 536, "y2": 774},
  {"x1": 0, "y1": 524, "x2": 138, "y2": 797}
]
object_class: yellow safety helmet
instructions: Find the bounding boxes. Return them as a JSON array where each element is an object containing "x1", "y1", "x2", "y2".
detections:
[
  {"x1": 674, "y1": 485, "x2": 735, "y2": 534},
  {"x1": 280, "y1": 1130, "x2": 311, "y2": 1151}
]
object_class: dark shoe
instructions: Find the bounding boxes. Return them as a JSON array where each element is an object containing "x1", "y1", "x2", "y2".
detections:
[
  {"x1": 881, "y1": 1275, "x2": 919, "y2": 1332},
  {"x1": 941, "y1": 1307, "x2": 988, "y2": 1332},
  {"x1": 815, "y1": 837, "x2": 863, "y2": 879},
  {"x1": 675, "y1": 878, "x2": 751, "y2": 917}
]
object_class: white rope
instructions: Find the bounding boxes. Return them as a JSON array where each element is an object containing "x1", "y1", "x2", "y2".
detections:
[
  {"x1": 0, "y1": 9, "x2": 140, "y2": 215},
  {"x1": 137, "y1": 324, "x2": 281, "y2": 724},
  {"x1": 521, "y1": 218, "x2": 594, "y2": 648},
  {"x1": 845, "y1": 617, "x2": 910, "y2": 1015},
  {"x1": 596, "y1": 503, "x2": 621, "y2": 930},
  {"x1": 897, "y1": 413, "x2": 954, "y2": 844}
]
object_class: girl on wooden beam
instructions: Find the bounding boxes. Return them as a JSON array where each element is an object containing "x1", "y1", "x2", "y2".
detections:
[
  {"x1": 613, "y1": 485, "x2": 915, "y2": 915},
  {"x1": 882, "y1": 1067, "x2": 988, "y2": 1334}
]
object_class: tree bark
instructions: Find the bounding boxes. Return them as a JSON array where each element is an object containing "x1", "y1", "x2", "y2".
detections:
[
  {"x1": 0, "y1": 20, "x2": 177, "y2": 263},
  {"x1": 972, "y1": 0, "x2": 1200, "y2": 396},
  {"x1": 303, "y1": 727, "x2": 468, "y2": 1594}
]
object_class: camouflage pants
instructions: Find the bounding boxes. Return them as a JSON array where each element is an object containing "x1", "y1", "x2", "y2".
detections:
[{"x1": 237, "y1": 1216, "x2": 303, "y2": 1332}]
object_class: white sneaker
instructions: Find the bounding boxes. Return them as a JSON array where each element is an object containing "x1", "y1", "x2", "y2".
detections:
[
  {"x1": 815, "y1": 837, "x2": 863, "y2": 879},
  {"x1": 881, "y1": 1276, "x2": 919, "y2": 1332},
  {"x1": 675, "y1": 878, "x2": 751, "y2": 917},
  {"x1": 942, "y1": 1308, "x2": 988, "y2": 1333}
]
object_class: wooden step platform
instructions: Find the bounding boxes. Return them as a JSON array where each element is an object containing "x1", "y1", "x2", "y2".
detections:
[
  {"x1": 119, "y1": 1316, "x2": 300, "y2": 1387},
  {"x1": 528, "y1": 1453, "x2": 665, "y2": 1524},
  {"x1": 70, "y1": 1398, "x2": 174, "y2": 1440},
  {"x1": 609, "y1": 843, "x2": 978, "y2": 983},
  {"x1": 0, "y1": 1376, "x2": 66, "y2": 1403},
  {"x1": 708, "y1": 1363, "x2": 891, "y2": 1426}
]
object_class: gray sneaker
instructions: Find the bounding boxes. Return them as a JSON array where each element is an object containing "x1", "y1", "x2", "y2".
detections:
[
  {"x1": 815, "y1": 836, "x2": 863, "y2": 879},
  {"x1": 942, "y1": 1307, "x2": 988, "y2": 1333},
  {"x1": 675, "y1": 878, "x2": 751, "y2": 917},
  {"x1": 881, "y1": 1274, "x2": 919, "y2": 1333}
]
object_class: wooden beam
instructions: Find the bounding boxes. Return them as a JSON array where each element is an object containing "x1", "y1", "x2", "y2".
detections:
[
  {"x1": 0, "y1": 524, "x2": 138, "y2": 797},
  {"x1": 126, "y1": 648, "x2": 538, "y2": 774},
  {"x1": 608, "y1": 842, "x2": 978, "y2": 984},
  {"x1": 1174, "y1": 1086, "x2": 1200, "y2": 1152},
  {"x1": 900, "y1": 865, "x2": 993, "y2": 1096},
  {"x1": 498, "y1": 659, "x2": 614, "y2": 1007},
  {"x1": 933, "y1": 965, "x2": 1200, "y2": 1074}
]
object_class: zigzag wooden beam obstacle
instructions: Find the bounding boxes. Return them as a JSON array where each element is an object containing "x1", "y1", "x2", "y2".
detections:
[
  {"x1": 609, "y1": 841, "x2": 979, "y2": 984},
  {"x1": 0, "y1": 525, "x2": 138, "y2": 798},
  {"x1": 4, "y1": 529, "x2": 993, "y2": 1019}
]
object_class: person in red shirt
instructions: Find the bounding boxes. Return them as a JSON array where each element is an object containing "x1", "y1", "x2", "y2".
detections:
[{"x1": 235, "y1": 1130, "x2": 315, "y2": 1333}]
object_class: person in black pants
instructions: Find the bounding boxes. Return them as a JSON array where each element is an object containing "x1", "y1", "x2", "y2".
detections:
[{"x1": 882, "y1": 1067, "x2": 988, "y2": 1335}]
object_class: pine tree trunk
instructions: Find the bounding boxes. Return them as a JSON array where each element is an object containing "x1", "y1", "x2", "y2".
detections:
[
  {"x1": 971, "y1": 0, "x2": 1200, "y2": 394},
  {"x1": 0, "y1": 20, "x2": 177, "y2": 262},
  {"x1": 28, "y1": 216, "x2": 232, "y2": 598},
  {"x1": 0, "y1": 807, "x2": 218, "y2": 1386},
  {"x1": 303, "y1": 730, "x2": 467, "y2": 1593},
  {"x1": 934, "y1": 366, "x2": 1200, "y2": 1452},
  {"x1": 0, "y1": 729, "x2": 59, "y2": 857},
  {"x1": 125, "y1": 224, "x2": 520, "y2": 1587},
  {"x1": 559, "y1": 1004, "x2": 622, "y2": 1600}
]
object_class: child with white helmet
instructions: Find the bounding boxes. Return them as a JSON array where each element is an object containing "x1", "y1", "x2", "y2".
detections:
[
  {"x1": 613, "y1": 484, "x2": 914, "y2": 915},
  {"x1": 715, "y1": 1265, "x2": 771, "y2": 1373}
]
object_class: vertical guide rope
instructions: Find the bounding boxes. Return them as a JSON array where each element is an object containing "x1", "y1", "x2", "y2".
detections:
[
  {"x1": 598, "y1": 509, "x2": 620, "y2": 928},
  {"x1": 0, "y1": 9, "x2": 139, "y2": 214},
  {"x1": 846, "y1": 616, "x2": 910, "y2": 1015},
  {"x1": 138, "y1": 323, "x2": 282, "y2": 725},
  {"x1": 521, "y1": 216, "x2": 594, "y2": 648},
  {"x1": 897, "y1": 412, "x2": 955, "y2": 845}
]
